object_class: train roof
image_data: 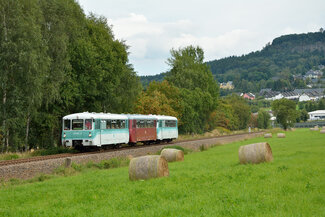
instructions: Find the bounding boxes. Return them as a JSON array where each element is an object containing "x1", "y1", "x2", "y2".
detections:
[
  {"x1": 153, "y1": 115, "x2": 177, "y2": 121},
  {"x1": 126, "y1": 114, "x2": 157, "y2": 120},
  {"x1": 63, "y1": 112, "x2": 128, "y2": 120}
]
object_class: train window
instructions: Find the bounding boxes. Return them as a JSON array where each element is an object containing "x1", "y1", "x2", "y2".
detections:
[
  {"x1": 147, "y1": 120, "x2": 154, "y2": 128},
  {"x1": 100, "y1": 120, "x2": 106, "y2": 129},
  {"x1": 95, "y1": 120, "x2": 100, "y2": 129},
  {"x1": 85, "y1": 119, "x2": 92, "y2": 130},
  {"x1": 106, "y1": 120, "x2": 111, "y2": 129},
  {"x1": 121, "y1": 120, "x2": 126, "y2": 128},
  {"x1": 72, "y1": 119, "x2": 83, "y2": 130},
  {"x1": 111, "y1": 120, "x2": 116, "y2": 129},
  {"x1": 116, "y1": 120, "x2": 121, "y2": 129},
  {"x1": 64, "y1": 119, "x2": 71, "y2": 130},
  {"x1": 132, "y1": 120, "x2": 136, "y2": 128},
  {"x1": 159, "y1": 120, "x2": 162, "y2": 128}
]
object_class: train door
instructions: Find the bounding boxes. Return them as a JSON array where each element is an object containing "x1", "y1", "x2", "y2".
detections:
[
  {"x1": 100, "y1": 120, "x2": 106, "y2": 145},
  {"x1": 157, "y1": 120, "x2": 162, "y2": 140},
  {"x1": 161, "y1": 120, "x2": 166, "y2": 139}
]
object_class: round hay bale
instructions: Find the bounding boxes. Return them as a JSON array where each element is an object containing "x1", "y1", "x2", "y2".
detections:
[
  {"x1": 161, "y1": 148, "x2": 184, "y2": 162},
  {"x1": 264, "y1": 133, "x2": 272, "y2": 138},
  {"x1": 129, "y1": 155, "x2": 169, "y2": 181},
  {"x1": 320, "y1": 130, "x2": 325, "y2": 134},
  {"x1": 277, "y1": 133, "x2": 285, "y2": 138},
  {"x1": 238, "y1": 142, "x2": 273, "y2": 164},
  {"x1": 310, "y1": 127, "x2": 319, "y2": 131}
]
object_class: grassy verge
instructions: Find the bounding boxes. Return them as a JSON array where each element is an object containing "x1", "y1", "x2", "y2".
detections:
[
  {"x1": 0, "y1": 147, "x2": 78, "y2": 161},
  {"x1": 0, "y1": 129, "x2": 324, "y2": 216}
]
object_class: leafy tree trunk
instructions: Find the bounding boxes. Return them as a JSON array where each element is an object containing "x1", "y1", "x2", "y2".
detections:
[
  {"x1": 25, "y1": 112, "x2": 30, "y2": 151},
  {"x1": 1, "y1": 9, "x2": 8, "y2": 152},
  {"x1": 2, "y1": 89, "x2": 7, "y2": 152}
]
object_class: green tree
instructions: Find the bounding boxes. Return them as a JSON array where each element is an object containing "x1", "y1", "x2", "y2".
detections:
[
  {"x1": 224, "y1": 94, "x2": 251, "y2": 130},
  {"x1": 134, "y1": 81, "x2": 182, "y2": 121},
  {"x1": 272, "y1": 99, "x2": 298, "y2": 130},
  {"x1": 299, "y1": 109, "x2": 309, "y2": 122},
  {"x1": 257, "y1": 110, "x2": 270, "y2": 129},
  {"x1": 165, "y1": 45, "x2": 219, "y2": 133},
  {"x1": 0, "y1": 0, "x2": 49, "y2": 151}
]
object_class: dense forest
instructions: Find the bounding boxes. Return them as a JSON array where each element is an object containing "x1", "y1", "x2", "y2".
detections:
[
  {"x1": 141, "y1": 31, "x2": 325, "y2": 92},
  {"x1": 0, "y1": 0, "x2": 142, "y2": 151}
]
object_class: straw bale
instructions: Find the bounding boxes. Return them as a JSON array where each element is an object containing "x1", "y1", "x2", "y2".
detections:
[
  {"x1": 320, "y1": 130, "x2": 325, "y2": 134},
  {"x1": 264, "y1": 133, "x2": 272, "y2": 138},
  {"x1": 310, "y1": 127, "x2": 319, "y2": 131},
  {"x1": 238, "y1": 142, "x2": 273, "y2": 164},
  {"x1": 161, "y1": 148, "x2": 184, "y2": 162},
  {"x1": 129, "y1": 155, "x2": 169, "y2": 181},
  {"x1": 277, "y1": 133, "x2": 285, "y2": 138}
]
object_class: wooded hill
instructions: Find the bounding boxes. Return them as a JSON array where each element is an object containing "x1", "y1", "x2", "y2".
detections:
[{"x1": 141, "y1": 31, "x2": 325, "y2": 92}]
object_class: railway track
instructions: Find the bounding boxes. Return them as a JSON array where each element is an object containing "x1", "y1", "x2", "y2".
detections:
[{"x1": 0, "y1": 131, "x2": 263, "y2": 167}]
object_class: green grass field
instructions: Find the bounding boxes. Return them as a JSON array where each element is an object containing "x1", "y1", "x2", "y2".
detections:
[{"x1": 0, "y1": 129, "x2": 324, "y2": 217}]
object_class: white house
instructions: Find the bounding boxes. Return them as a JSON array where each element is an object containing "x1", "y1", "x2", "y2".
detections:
[
  {"x1": 299, "y1": 93, "x2": 311, "y2": 102},
  {"x1": 308, "y1": 110, "x2": 325, "y2": 120}
]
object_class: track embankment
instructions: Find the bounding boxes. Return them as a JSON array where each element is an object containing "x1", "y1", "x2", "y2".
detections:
[{"x1": 0, "y1": 132, "x2": 263, "y2": 180}]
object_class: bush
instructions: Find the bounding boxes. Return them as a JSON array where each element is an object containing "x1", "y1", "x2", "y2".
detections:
[{"x1": 2, "y1": 154, "x2": 19, "y2": 160}]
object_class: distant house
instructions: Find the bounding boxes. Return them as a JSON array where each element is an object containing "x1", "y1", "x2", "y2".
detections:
[
  {"x1": 308, "y1": 110, "x2": 325, "y2": 120},
  {"x1": 297, "y1": 88, "x2": 325, "y2": 102},
  {"x1": 220, "y1": 81, "x2": 234, "y2": 90},
  {"x1": 282, "y1": 91, "x2": 300, "y2": 100},
  {"x1": 304, "y1": 70, "x2": 323, "y2": 79},
  {"x1": 299, "y1": 93, "x2": 311, "y2": 102},
  {"x1": 241, "y1": 92, "x2": 255, "y2": 100},
  {"x1": 260, "y1": 88, "x2": 325, "y2": 101},
  {"x1": 262, "y1": 90, "x2": 283, "y2": 101}
]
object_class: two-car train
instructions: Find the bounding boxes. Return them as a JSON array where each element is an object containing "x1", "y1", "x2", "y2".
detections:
[{"x1": 62, "y1": 112, "x2": 178, "y2": 148}]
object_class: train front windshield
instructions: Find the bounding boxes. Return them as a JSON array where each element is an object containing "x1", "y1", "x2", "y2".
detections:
[
  {"x1": 64, "y1": 120, "x2": 71, "y2": 130},
  {"x1": 63, "y1": 119, "x2": 92, "y2": 131}
]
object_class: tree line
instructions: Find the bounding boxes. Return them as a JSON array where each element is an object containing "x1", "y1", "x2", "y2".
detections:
[
  {"x1": 135, "y1": 46, "x2": 252, "y2": 134},
  {"x1": 0, "y1": 0, "x2": 255, "y2": 152},
  {"x1": 0, "y1": 0, "x2": 141, "y2": 151},
  {"x1": 207, "y1": 31, "x2": 325, "y2": 93}
]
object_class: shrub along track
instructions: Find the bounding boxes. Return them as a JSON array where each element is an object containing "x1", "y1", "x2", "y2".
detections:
[
  {"x1": 0, "y1": 132, "x2": 263, "y2": 167},
  {"x1": 0, "y1": 131, "x2": 264, "y2": 180}
]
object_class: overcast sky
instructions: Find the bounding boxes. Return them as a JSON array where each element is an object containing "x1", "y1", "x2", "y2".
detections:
[{"x1": 78, "y1": 0, "x2": 325, "y2": 76}]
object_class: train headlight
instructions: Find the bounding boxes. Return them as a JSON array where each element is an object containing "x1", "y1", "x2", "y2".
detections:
[
  {"x1": 89, "y1": 132, "x2": 92, "y2": 137},
  {"x1": 64, "y1": 133, "x2": 66, "y2": 138}
]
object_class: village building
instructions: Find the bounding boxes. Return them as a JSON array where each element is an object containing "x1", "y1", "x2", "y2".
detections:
[
  {"x1": 304, "y1": 70, "x2": 323, "y2": 80},
  {"x1": 220, "y1": 81, "x2": 234, "y2": 90},
  {"x1": 308, "y1": 110, "x2": 325, "y2": 120},
  {"x1": 261, "y1": 88, "x2": 325, "y2": 102},
  {"x1": 241, "y1": 92, "x2": 255, "y2": 100}
]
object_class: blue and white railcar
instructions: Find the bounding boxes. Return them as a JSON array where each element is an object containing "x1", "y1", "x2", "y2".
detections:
[
  {"x1": 154, "y1": 115, "x2": 178, "y2": 142},
  {"x1": 62, "y1": 112, "x2": 129, "y2": 147}
]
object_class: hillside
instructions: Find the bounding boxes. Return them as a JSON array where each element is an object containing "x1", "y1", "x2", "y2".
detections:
[{"x1": 140, "y1": 31, "x2": 325, "y2": 92}]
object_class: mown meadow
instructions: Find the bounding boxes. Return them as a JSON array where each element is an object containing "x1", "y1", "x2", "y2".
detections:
[{"x1": 0, "y1": 129, "x2": 324, "y2": 216}]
